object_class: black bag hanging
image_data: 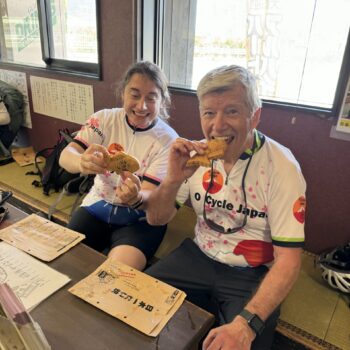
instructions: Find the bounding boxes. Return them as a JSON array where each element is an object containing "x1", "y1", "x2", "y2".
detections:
[{"x1": 29, "y1": 129, "x2": 85, "y2": 195}]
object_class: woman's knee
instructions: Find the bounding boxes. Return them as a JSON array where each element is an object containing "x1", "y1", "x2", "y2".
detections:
[{"x1": 108, "y1": 245, "x2": 147, "y2": 270}]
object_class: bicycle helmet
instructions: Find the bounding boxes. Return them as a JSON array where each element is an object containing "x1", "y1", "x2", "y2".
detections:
[{"x1": 318, "y1": 243, "x2": 350, "y2": 293}]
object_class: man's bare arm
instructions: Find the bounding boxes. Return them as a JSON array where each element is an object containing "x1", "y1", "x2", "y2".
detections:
[
  {"x1": 203, "y1": 246, "x2": 302, "y2": 350},
  {"x1": 243, "y1": 246, "x2": 302, "y2": 320},
  {"x1": 145, "y1": 178, "x2": 180, "y2": 225}
]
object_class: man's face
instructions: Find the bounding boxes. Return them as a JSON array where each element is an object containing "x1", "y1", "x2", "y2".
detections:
[
  {"x1": 199, "y1": 85, "x2": 260, "y2": 163},
  {"x1": 123, "y1": 73, "x2": 162, "y2": 128}
]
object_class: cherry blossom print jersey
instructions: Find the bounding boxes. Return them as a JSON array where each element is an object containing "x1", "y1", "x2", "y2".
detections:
[
  {"x1": 74, "y1": 108, "x2": 178, "y2": 223},
  {"x1": 176, "y1": 131, "x2": 306, "y2": 267}
]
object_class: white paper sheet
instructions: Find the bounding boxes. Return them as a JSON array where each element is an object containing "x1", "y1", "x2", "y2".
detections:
[
  {"x1": 0, "y1": 242, "x2": 70, "y2": 310},
  {"x1": 30, "y1": 76, "x2": 94, "y2": 124}
]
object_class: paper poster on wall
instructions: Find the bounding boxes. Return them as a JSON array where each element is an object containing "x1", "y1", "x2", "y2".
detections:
[
  {"x1": 30, "y1": 76, "x2": 94, "y2": 124},
  {"x1": 336, "y1": 76, "x2": 350, "y2": 134},
  {"x1": 0, "y1": 69, "x2": 32, "y2": 128}
]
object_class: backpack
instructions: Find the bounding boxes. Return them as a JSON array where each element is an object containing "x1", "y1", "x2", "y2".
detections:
[
  {"x1": 30, "y1": 129, "x2": 85, "y2": 195},
  {"x1": 47, "y1": 172, "x2": 95, "y2": 220},
  {"x1": 27, "y1": 129, "x2": 95, "y2": 220}
]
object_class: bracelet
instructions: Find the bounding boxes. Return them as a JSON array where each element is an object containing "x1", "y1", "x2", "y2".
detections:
[{"x1": 130, "y1": 195, "x2": 143, "y2": 209}]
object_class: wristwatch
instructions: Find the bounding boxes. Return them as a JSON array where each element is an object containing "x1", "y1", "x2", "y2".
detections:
[{"x1": 239, "y1": 309, "x2": 265, "y2": 336}]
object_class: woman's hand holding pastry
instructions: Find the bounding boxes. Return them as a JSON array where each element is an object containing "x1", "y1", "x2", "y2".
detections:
[
  {"x1": 79, "y1": 144, "x2": 109, "y2": 175},
  {"x1": 116, "y1": 171, "x2": 142, "y2": 206}
]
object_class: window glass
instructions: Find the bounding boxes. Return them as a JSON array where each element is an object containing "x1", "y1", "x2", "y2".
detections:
[
  {"x1": 0, "y1": 0, "x2": 43, "y2": 66},
  {"x1": 50, "y1": 0, "x2": 98, "y2": 63},
  {"x1": 0, "y1": 0, "x2": 99, "y2": 74},
  {"x1": 161, "y1": 0, "x2": 350, "y2": 109}
]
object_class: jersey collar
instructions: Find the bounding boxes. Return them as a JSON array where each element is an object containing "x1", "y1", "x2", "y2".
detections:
[
  {"x1": 125, "y1": 114, "x2": 158, "y2": 132},
  {"x1": 240, "y1": 129, "x2": 265, "y2": 160}
]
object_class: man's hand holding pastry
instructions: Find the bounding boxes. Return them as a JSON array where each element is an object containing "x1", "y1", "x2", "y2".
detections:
[
  {"x1": 186, "y1": 138, "x2": 227, "y2": 167},
  {"x1": 164, "y1": 138, "x2": 207, "y2": 185}
]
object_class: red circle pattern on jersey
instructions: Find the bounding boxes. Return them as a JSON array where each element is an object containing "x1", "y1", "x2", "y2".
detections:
[
  {"x1": 293, "y1": 196, "x2": 306, "y2": 224},
  {"x1": 202, "y1": 169, "x2": 224, "y2": 194}
]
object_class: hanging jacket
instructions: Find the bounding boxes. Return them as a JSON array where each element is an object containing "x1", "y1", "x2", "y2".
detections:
[{"x1": 0, "y1": 80, "x2": 24, "y2": 134}]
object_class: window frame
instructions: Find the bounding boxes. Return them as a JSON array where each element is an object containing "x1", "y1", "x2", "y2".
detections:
[
  {"x1": 0, "y1": 0, "x2": 102, "y2": 79},
  {"x1": 331, "y1": 30, "x2": 350, "y2": 118},
  {"x1": 141, "y1": 0, "x2": 350, "y2": 116}
]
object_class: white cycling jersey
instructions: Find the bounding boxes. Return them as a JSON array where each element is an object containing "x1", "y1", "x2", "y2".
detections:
[
  {"x1": 74, "y1": 108, "x2": 178, "y2": 224},
  {"x1": 176, "y1": 130, "x2": 306, "y2": 267}
]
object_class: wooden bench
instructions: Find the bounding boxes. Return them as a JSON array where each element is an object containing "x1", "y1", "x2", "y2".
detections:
[{"x1": 155, "y1": 205, "x2": 196, "y2": 260}]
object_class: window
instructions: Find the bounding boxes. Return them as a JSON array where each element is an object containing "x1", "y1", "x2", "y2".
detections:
[
  {"x1": 142, "y1": 0, "x2": 350, "y2": 113},
  {"x1": 0, "y1": 0, "x2": 100, "y2": 77}
]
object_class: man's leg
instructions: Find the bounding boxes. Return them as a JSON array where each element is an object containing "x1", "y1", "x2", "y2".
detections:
[
  {"x1": 214, "y1": 262, "x2": 279, "y2": 349},
  {"x1": 145, "y1": 238, "x2": 216, "y2": 314}
]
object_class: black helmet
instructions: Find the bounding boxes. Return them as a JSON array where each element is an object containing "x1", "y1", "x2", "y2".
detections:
[{"x1": 318, "y1": 243, "x2": 350, "y2": 293}]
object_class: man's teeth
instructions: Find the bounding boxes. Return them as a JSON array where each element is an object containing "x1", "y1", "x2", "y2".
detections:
[
  {"x1": 213, "y1": 136, "x2": 229, "y2": 141},
  {"x1": 212, "y1": 136, "x2": 234, "y2": 144}
]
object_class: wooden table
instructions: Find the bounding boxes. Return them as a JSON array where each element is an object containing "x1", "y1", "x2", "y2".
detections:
[{"x1": 0, "y1": 202, "x2": 215, "y2": 350}]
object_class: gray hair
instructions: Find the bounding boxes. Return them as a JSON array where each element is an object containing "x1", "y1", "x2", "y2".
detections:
[
  {"x1": 118, "y1": 61, "x2": 171, "y2": 121},
  {"x1": 197, "y1": 65, "x2": 262, "y2": 114}
]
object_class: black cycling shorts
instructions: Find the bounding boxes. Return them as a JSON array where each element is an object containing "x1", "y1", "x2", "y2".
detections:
[{"x1": 68, "y1": 206, "x2": 166, "y2": 261}]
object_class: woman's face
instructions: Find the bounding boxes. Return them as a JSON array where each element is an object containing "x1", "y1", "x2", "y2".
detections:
[{"x1": 122, "y1": 73, "x2": 162, "y2": 128}]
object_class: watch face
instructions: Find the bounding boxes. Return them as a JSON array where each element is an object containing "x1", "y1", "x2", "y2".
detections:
[
  {"x1": 250, "y1": 316, "x2": 264, "y2": 335},
  {"x1": 240, "y1": 309, "x2": 265, "y2": 335}
]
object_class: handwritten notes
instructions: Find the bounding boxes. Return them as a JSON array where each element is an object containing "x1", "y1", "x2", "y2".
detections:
[
  {"x1": 69, "y1": 260, "x2": 186, "y2": 336},
  {"x1": 30, "y1": 76, "x2": 94, "y2": 124},
  {"x1": 0, "y1": 214, "x2": 85, "y2": 261},
  {"x1": 0, "y1": 242, "x2": 70, "y2": 310}
]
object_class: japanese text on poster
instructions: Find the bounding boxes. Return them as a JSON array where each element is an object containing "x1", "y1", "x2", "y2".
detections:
[{"x1": 30, "y1": 76, "x2": 94, "y2": 124}]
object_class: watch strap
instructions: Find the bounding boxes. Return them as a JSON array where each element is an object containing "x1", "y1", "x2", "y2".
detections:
[{"x1": 239, "y1": 309, "x2": 265, "y2": 336}]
